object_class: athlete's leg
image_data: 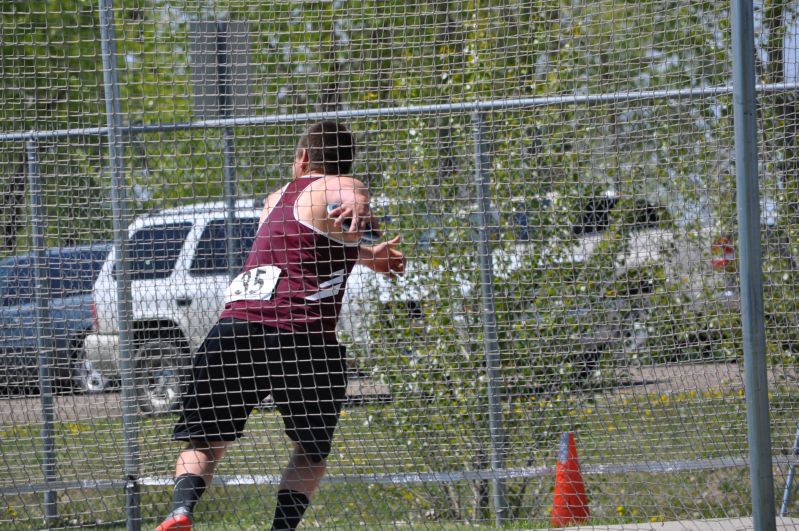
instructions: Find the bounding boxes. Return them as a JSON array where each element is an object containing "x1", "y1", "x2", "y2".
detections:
[
  {"x1": 156, "y1": 440, "x2": 233, "y2": 530},
  {"x1": 270, "y1": 443, "x2": 326, "y2": 531},
  {"x1": 279, "y1": 441, "x2": 327, "y2": 495},
  {"x1": 159, "y1": 319, "x2": 266, "y2": 530},
  {"x1": 175, "y1": 439, "x2": 231, "y2": 489},
  {"x1": 268, "y1": 337, "x2": 347, "y2": 531}
]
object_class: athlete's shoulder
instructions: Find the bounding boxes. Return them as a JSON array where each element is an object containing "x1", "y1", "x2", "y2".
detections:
[
  {"x1": 258, "y1": 184, "x2": 290, "y2": 226},
  {"x1": 302, "y1": 175, "x2": 369, "y2": 208},
  {"x1": 314, "y1": 175, "x2": 366, "y2": 191}
]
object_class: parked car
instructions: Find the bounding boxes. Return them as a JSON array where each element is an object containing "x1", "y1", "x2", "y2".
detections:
[
  {"x1": 84, "y1": 199, "x2": 262, "y2": 413},
  {"x1": 0, "y1": 243, "x2": 111, "y2": 393}
]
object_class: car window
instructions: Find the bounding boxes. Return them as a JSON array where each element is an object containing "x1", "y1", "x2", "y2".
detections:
[
  {"x1": 49, "y1": 247, "x2": 110, "y2": 298},
  {"x1": 0, "y1": 256, "x2": 34, "y2": 306},
  {"x1": 122, "y1": 223, "x2": 193, "y2": 280},
  {"x1": 572, "y1": 198, "x2": 662, "y2": 236},
  {"x1": 627, "y1": 200, "x2": 662, "y2": 228},
  {"x1": 190, "y1": 218, "x2": 258, "y2": 276},
  {"x1": 511, "y1": 197, "x2": 662, "y2": 241},
  {"x1": 0, "y1": 246, "x2": 109, "y2": 305},
  {"x1": 573, "y1": 197, "x2": 617, "y2": 236}
]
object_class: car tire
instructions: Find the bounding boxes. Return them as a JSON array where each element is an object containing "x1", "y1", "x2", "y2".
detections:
[
  {"x1": 54, "y1": 339, "x2": 105, "y2": 394},
  {"x1": 133, "y1": 338, "x2": 188, "y2": 415}
]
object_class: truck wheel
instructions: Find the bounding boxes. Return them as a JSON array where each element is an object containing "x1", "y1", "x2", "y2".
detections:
[
  {"x1": 133, "y1": 338, "x2": 187, "y2": 415},
  {"x1": 72, "y1": 357, "x2": 107, "y2": 394}
]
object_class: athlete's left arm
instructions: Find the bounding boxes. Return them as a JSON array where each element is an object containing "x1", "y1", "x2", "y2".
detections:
[
  {"x1": 320, "y1": 176, "x2": 382, "y2": 246},
  {"x1": 258, "y1": 188, "x2": 285, "y2": 226},
  {"x1": 357, "y1": 236, "x2": 405, "y2": 279}
]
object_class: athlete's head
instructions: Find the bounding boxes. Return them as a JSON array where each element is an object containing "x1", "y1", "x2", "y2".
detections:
[{"x1": 294, "y1": 121, "x2": 355, "y2": 177}]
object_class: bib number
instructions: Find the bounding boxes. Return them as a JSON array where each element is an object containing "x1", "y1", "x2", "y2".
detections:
[{"x1": 225, "y1": 265, "x2": 282, "y2": 303}]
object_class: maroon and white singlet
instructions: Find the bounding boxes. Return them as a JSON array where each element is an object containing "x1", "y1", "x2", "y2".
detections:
[{"x1": 220, "y1": 176, "x2": 360, "y2": 342}]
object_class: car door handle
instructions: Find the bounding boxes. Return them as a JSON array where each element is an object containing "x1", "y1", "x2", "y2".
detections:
[{"x1": 175, "y1": 297, "x2": 192, "y2": 307}]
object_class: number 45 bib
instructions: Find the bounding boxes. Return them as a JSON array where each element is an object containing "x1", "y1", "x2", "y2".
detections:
[{"x1": 225, "y1": 265, "x2": 282, "y2": 304}]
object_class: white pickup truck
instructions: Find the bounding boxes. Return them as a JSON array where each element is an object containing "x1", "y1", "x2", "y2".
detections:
[
  {"x1": 84, "y1": 200, "x2": 264, "y2": 413},
  {"x1": 83, "y1": 199, "x2": 391, "y2": 413}
]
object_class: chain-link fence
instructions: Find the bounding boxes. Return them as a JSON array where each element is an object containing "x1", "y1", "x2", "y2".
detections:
[{"x1": 1, "y1": 0, "x2": 799, "y2": 529}]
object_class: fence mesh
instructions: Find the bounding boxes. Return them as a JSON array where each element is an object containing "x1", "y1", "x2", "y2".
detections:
[{"x1": 2, "y1": 0, "x2": 799, "y2": 529}]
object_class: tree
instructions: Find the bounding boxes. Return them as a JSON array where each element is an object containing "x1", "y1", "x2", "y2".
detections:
[{"x1": 0, "y1": 0, "x2": 107, "y2": 252}]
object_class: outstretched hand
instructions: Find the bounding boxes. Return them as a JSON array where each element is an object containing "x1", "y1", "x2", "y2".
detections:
[{"x1": 360, "y1": 235, "x2": 405, "y2": 280}]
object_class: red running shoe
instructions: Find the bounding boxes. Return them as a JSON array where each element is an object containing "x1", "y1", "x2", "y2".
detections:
[{"x1": 155, "y1": 508, "x2": 193, "y2": 531}]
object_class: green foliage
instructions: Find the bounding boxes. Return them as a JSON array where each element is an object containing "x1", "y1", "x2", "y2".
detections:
[
  {"x1": 0, "y1": 0, "x2": 104, "y2": 133},
  {"x1": 0, "y1": 0, "x2": 108, "y2": 251}
]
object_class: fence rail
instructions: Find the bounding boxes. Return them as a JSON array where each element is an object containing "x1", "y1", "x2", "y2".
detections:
[
  {"x1": 3, "y1": 455, "x2": 796, "y2": 499},
  {"x1": 3, "y1": 82, "x2": 799, "y2": 143}
]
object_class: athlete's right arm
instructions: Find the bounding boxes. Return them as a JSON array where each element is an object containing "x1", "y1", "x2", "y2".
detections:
[{"x1": 358, "y1": 236, "x2": 405, "y2": 279}]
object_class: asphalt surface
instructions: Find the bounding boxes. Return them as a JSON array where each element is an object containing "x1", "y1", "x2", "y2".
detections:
[
  {"x1": 567, "y1": 517, "x2": 799, "y2": 530},
  {"x1": 2, "y1": 361, "x2": 797, "y2": 425},
  {"x1": 0, "y1": 378, "x2": 391, "y2": 424}
]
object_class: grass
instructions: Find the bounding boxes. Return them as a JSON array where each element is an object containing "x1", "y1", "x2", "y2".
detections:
[{"x1": 1, "y1": 380, "x2": 798, "y2": 529}]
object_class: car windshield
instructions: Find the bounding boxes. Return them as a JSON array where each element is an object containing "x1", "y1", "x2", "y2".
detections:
[
  {"x1": 0, "y1": 246, "x2": 109, "y2": 306},
  {"x1": 191, "y1": 218, "x2": 258, "y2": 276},
  {"x1": 513, "y1": 197, "x2": 662, "y2": 241},
  {"x1": 125, "y1": 222, "x2": 193, "y2": 280},
  {"x1": 572, "y1": 197, "x2": 617, "y2": 236}
]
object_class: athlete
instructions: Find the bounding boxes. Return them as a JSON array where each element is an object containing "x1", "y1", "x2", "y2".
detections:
[{"x1": 156, "y1": 121, "x2": 405, "y2": 531}]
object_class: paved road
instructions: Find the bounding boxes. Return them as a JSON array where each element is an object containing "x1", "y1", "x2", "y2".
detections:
[
  {"x1": 4, "y1": 361, "x2": 797, "y2": 425},
  {"x1": 616, "y1": 361, "x2": 797, "y2": 396},
  {"x1": 569, "y1": 516, "x2": 799, "y2": 530},
  {"x1": 0, "y1": 378, "x2": 390, "y2": 425}
]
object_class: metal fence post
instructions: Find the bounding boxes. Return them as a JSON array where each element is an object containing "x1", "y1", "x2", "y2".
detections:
[
  {"x1": 26, "y1": 139, "x2": 58, "y2": 525},
  {"x1": 223, "y1": 124, "x2": 237, "y2": 276},
  {"x1": 99, "y1": 1, "x2": 141, "y2": 529},
  {"x1": 779, "y1": 423, "x2": 799, "y2": 516},
  {"x1": 731, "y1": 1, "x2": 776, "y2": 530},
  {"x1": 471, "y1": 111, "x2": 508, "y2": 524},
  {"x1": 217, "y1": 22, "x2": 238, "y2": 279}
]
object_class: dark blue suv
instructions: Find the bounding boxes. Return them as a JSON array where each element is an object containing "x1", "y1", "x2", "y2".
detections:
[{"x1": 0, "y1": 243, "x2": 111, "y2": 392}]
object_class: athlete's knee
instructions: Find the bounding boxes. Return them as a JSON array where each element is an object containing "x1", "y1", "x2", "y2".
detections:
[
  {"x1": 294, "y1": 441, "x2": 329, "y2": 464},
  {"x1": 186, "y1": 439, "x2": 229, "y2": 460},
  {"x1": 306, "y1": 452, "x2": 327, "y2": 464}
]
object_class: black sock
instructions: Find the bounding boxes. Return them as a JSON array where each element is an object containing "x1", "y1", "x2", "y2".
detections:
[
  {"x1": 172, "y1": 473, "x2": 207, "y2": 514},
  {"x1": 271, "y1": 489, "x2": 310, "y2": 531}
]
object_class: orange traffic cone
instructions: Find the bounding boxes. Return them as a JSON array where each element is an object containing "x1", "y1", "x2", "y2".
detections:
[{"x1": 551, "y1": 431, "x2": 589, "y2": 527}]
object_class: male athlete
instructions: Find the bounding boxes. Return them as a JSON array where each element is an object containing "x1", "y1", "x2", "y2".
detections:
[{"x1": 156, "y1": 121, "x2": 405, "y2": 531}]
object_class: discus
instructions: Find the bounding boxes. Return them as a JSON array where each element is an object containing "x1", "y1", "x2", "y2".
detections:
[{"x1": 327, "y1": 203, "x2": 382, "y2": 244}]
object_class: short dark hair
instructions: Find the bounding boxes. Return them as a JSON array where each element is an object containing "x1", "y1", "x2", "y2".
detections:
[{"x1": 296, "y1": 121, "x2": 355, "y2": 175}]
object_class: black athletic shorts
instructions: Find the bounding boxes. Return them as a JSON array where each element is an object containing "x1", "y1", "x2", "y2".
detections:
[{"x1": 172, "y1": 318, "x2": 348, "y2": 461}]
